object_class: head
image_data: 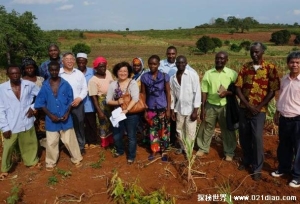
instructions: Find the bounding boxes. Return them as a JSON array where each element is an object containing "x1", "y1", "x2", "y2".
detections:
[
  {"x1": 7, "y1": 65, "x2": 21, "y2": 84},
  {"x1": 215, "y1": 51, "x2": 228, "y2": 69},
  {"x1": 166, "y1": 46, "x2": 177, "y2": 64},
  {"x1": 48, "y1": 43, "x2": 60, "y2": 60},
  {"x1": 48, "y1": 61, "x2": 61, "y2": 79},
  {"x1": 148, "y1": 55, "x2": 160, "y2": 73},
  {"x1": 62, "y1": 52, "x2": 75, "y2": 70},
  {"x1": 132, "y1": 57, "x2": 144, "y2": 74},
  {"x1": 286, "y1": 51, "x2": 300, "y2": 75},
  {"x1": 175, "y1": 55, "x2": 187, "y2": 72},
  {"x1": 76, "y1": 53, "x2": 88, "y2": 71},
  {"x1": 112, "y1": 61, "x2": 133, "y2": 80},
  {"x1": 93, "y1": 56, "x2": 108, "y2": 76},
  {"x1": 250, "y1": 42, "x2": 265, "y2": 64},
  {"x1": 21, "y1": 57, "x2": 39, "y2": 77}
]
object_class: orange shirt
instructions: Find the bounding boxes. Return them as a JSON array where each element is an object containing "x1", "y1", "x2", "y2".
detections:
[{"x1": 235, "y1": 61, "x2": 280, "y2": 112}]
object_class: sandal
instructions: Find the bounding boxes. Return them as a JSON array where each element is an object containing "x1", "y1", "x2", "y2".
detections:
[
  {"x1": 161, "y1": 153, "x2": 168, "y2": 162},
  {"x1": 29, "y1": 162, "x2": 42, "y2": 169},
  {"x1": 113, "y1": 153, "x2": 123, "y2": 158},
  {"x1": 0, "y1": 172, "x2": 9, "y2": 180},
  {"x1": 89, "y1": 144, "x2": 98, "y2": 149},
  {"x1": 46, "y1": 167, "x2": 55, "y2": 172},
  {"x1": 148, "y1": 154, "x2": 155, "y2": 161},
  {"x1": 74, "y1": 162, "x2": 82, "y2": 168}
]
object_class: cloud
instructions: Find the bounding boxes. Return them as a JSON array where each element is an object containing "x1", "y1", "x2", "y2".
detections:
[
  {"x1": 83, "y1": 1, "x2": 95, "y2": 6},
  {"x1": 56, "y1": 4, "x2": 73, "y2": 10},
  {"x1": 293, "y1": 9, "x2": 300, "y2": 15},
  {"x1": 13, "y1": 0, "x2": 67, "y2": 4}
]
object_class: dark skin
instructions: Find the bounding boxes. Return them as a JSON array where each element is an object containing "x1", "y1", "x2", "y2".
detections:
[
  {"x1": 91, "y1": 62, "x2": 107, "y2": 120},
  {"x1": 200, "y1": 52, "x2": 231, "y2": 120},
  {"x1": 171, "y1": 56, "x2": 198, "y2": 122},
  {"x1": 141, "y1": 58, "x2": 171, "y2": 120},
  {"x1": 3, "y1": 67, "x2": 34, "y2": 139},
  {"x1": 22, "y1": 64, "x2": 37, "y2": 82},
  {"x1": 76, "y1": 57, "x2": 88, "y2": 74},
  {"x1": 274, "y1": 57, "x2": 300, "y2": 125},
  {"x1": 236, "y1": 44, "x2": 274, "y2": 116},
  {"x1": 48, "y1": 46, "x2": 60, "y2": 61},
  {"x1": 42, "y1": 65, "x2": 71, "y2": 123},
  {"x1": 166, "y1": 48, "x2": 177, "y2": 64}
]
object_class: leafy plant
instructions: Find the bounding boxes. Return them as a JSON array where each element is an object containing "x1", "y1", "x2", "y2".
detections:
[
  {"x1": 6, "y1": 182, "x2": 23, "y2": 204},
  {"x1": 56, "y1": 168, "x2": 72, "y2": 178},
  {"x1": 90, "y1": 151, "x2": 106, "y2": 169},
  {"x1": 217, "y1": 179, "x2": 233, "y2": 204},
  {"x1": 48, "y1": 175, "x2": 58, "y2": 186}
]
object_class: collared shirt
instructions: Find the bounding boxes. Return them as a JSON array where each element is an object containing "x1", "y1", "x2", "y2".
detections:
[
  {"x1": 39, "y1": 59, "x2": 63, "y2": 80},
  {"x1": 59, "y1": 68, "x2": 87, "y2": 100},
  {"x1": 82, "y1": 67, "x2": 95, "y2": 113},
  {"x1": 159, "y1": 59, "x2": 196, "y2": 77},
  {"x1": 34, "y1": 78, "x2": 74, "y2": 131},
  {"x1": 235, "y1": 60, "x2": 280, "y2": 112},
  {"x1": 276, "y1": 74, "x2": 300, "y2": 117},
  {"x1": 141, "y1": 71, "x2": 170, "y2": 109},
  {"x1": 170, "y1": 69, "x2": 201, "y2": 115},
  {"x1": 202, "y1": 67, "x2": 237, "y2": 106},
  {"x1": 0, "y1": 79, "x2": 40, "y2": 133}
]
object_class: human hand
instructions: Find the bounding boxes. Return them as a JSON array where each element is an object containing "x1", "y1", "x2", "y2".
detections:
[
  {"x1": 71, "y1": 97, "x2": 82, "y2": 107},
  {"x1": 3, "y1": 130, "x2": 12, "y2": 139},
  {"x1": 26, "y1": 108, "x2": 34, "y2": 118}
]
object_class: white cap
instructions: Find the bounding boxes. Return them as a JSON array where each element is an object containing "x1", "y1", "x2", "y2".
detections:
[{"x1": 76, "y1": 53, "x2": 87, "y2": 59}]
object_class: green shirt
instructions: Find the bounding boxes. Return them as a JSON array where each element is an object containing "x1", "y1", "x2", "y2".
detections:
[{"x1": 201, "y1": 67, "x2": 237, "y2": 106}]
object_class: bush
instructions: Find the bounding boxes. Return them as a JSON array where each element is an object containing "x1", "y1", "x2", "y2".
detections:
[
  {"x1": 239, "y1": 40, "x2": 251, "y2": 51},
  {"x1": 230, "y1": 44, "x2": 242, "y2": 52},
  {"x1": 294, "y1": 35, "x2": 300, "y2": 45},
  {"x1": 71, "y1": 43, "x2": 91, "y2": 56},
  {"x1": 270, "y1": 29, "x2": 291, "y2": 45},
  {"x1": 196, "y1": 36, "x2": 216, "y2": 54},
  {"x1": 224, "y1": 40, "x2": 230, "y2": 46}
]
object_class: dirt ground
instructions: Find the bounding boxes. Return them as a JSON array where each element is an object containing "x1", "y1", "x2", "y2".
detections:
[{"x1": 0, "y1": 129, "x2": 299, "y2": 204}]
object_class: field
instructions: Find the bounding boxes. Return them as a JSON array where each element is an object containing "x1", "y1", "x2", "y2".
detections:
[{"x1": 0, "y1": 28, "x2": 300, "y2": 203}]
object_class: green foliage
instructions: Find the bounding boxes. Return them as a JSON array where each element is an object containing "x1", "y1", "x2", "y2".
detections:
[
  {"x1": 56, "y1": 168, "x2": 72, "y2": 178},
  {"x1": 108, "y1": 172, "x2": 175, "y2": 204},
  {"x1": 196, "y1": 36, "x2": 216, "y2": 54},
  {"x1": 294, "y1": 34, "x2": 300, "y2": 45},
  {"x1": 217, "y1": 180, "x2": 233, "y2": 204},
  {"x1": 48, "y1": 175, "x2": 58, "y2": 186},
  {"x1": 71, "y1": 43, "x2": 91, "y2": 56},
  {"x1": 6, "y1": 182, "x2": 22, "y2": 204},
  {"x1": 90, "y1": 151, "x2": 106, "y2": 169},
  {"x1": 224, "y1": 40, "x2": 230, "y2": 46},
  {"x1": 211, "y1": 37, "x2": 223, "y2": 48},
  {"x1": 239, "y1": 41, "x2": 251, "y2": 51},
  {"x1": 230, "y1": 44, "x2": 242, "y2": 52},
  {"x1": 0, "y1": 5, "x2": 56, "y2": 66},
  {"x1": 270, "y1": 30, "x2": 291, "y2": 45}
]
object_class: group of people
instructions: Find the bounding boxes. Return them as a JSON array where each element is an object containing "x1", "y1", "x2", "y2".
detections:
[{"x1": 0, "y1": 43, "x2": 300, "y2": 189}]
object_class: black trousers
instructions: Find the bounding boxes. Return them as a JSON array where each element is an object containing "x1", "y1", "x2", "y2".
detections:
[
  {"x1": 84, "y1": 112, "x2": 99, "y2": 145},
  {"x1": 71, "y1": 102, "x2": 85, "y2": 150}
]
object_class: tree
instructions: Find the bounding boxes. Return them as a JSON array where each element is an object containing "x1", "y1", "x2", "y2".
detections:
[
  {"x1": 211, "y1": 37, "x2": 222, "y2": 52},
  {"x1": 71, "y1": 43, "x2": 91, "y2": 56},
  {"x1": 227, "y1": 16, "x2": 240, "y2": 31},
  {"x1": 294, "y1": 34, "x2": 300, "y2": 45},
  {"x1": 196, "y1": 36, "x2": 215, "y2": 54},
  {"x1": 239, "y1": 40, "x2": 251, "y2": 51},
  {"x1": 126, "y1": 28, "x2": 129, "y2": 31},
  {"x1": 0, "y1": 5, "x2": 56, "y2": 65},
  {"x1": 214, "y1": 18, "x2": 226, "y2": 26},
  {"x1": 240, "y1": 17, "x2": 259, "y2": 33},
  {"x1": 230, "y1": 44, "x2": 242, "y2": 52},
  {"x1": 270, "y1": 30, "x2": 291, "y2": 45}
]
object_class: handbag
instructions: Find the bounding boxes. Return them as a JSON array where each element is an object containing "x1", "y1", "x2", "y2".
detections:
[{"x1": 120, "y1": 80, "x2": 146, "y2": 114}]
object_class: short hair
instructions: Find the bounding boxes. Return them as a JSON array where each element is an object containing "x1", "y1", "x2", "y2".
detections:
[
  {"x1": 21, "y1": 57, "x2": 39, "y2": 76},
  {"x1": 215, "y1": 51, "x2": 228, "y2": 58},
  {"x1": 176, "y1": 55, "x2": 187, "y2": 62},
  {"x1": 48, "y1": 61, "x2": 61, "y2": 70},
  {"x1": 112, "y1": 61, "x2": 133, "y2": 78},
  {"x1": 62, "y1": 52, "x2": 75, "y2": 58},
  {"x1": 166, "y1": 46, "x2": 177, "y2": 52},
  {"x1": 250, "y1": 42, "x2": 265, "y2": 51},
  {"x1": 148, "y1": 55, "x2": 160, "y2": 63},
  {"x1": 48, "y1": 43, "x2": 60, "y2": 51},
  {"x1": 6, "y1": 64, "x2": 21, "y2": 74},
  {"x1": 287, "y1": 51, "x2": 300, "y2": 63}
]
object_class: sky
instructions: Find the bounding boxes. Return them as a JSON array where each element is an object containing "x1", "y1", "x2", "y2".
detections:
[{"x1": 1, "y1": 0, "x2": 300, "y2": 31}]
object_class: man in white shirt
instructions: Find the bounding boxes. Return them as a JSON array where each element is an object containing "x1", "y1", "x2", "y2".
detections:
[
  {"x1": 59, "y1": 52, "x2": 88, "y2": 155},
  {"x1": 170, "y1": 55, "x2": 201, "y2": 156}
]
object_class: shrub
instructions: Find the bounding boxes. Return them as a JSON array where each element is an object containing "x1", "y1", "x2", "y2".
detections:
[
  {"x1": 270, "y1": 30, "x2": 291, "y2": 45},
  {"x1": 196, "y1": 36, "x2": 216, "y2": 54},
  {"x1": 230, "y1": 44, "x2": 242, "y2": 52},
  {"x1": 294, "y1": 34, "x2": 300, "y2": 45},
  {"x1": 224, "y1": 40, "x2": 230, "y2": 46},
  {"x1": 71, "y1": 43, "x2": 91, "y2": 56}
]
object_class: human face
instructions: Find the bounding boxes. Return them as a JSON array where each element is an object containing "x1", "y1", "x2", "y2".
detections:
[
  {"x1": 166, "y1": 48, "x2": 177, "y2": 64},
  {"x1": 250, "y1": 45, "x2": 264, "y2": 64},
  {"x1": 133, "y1": 63, "x2": 142, "y2": 74},
  {"x1": 175, "y1": 57, "x2": 187, "y2": 72},
  {"x1": 63, "y1": 54, "x2": 75, "y2": 70},
  {"x1": 24, "y1": 64, "x2": 36, "y2": 77},
  {"x1": 48, "y1": 46, "x2": 60, "y2": 60},
  {"x1": 7, "y1": 67, "x2": 21, "y2": 84},
  {"x1": 49, "y1": 65, "x2": 60, "y2": 79},
  {"x1": 148, "y1": 58, "x2": 160, "y2": 73},
  {"x1": 76, "y1": 57, "x2": 87, "y2": 71},
  {"x1": 96, "y1": 62, "x2": 107, "y2": 76},
  {"x1": 288, "y1": 58, "x2": 300, "y2": 76},
  {"x1": 117, "y1": 66, "x2": 129, "y2": 80},
  {"x1": 215, "y1": 53, "x2": 228, "y2": 69}
]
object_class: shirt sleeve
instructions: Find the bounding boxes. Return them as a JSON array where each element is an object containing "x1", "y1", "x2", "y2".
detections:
[
  {"x1": 235, "y1": 67, "x2": 245, "y2": 88},
  {"x1": 170, "y1": 77, "x2": 175, "y2": 109},
  {"x1": 30, "y1": 83, "x2": 41, "y2": 110},
  {"x1": 79, "y1": 74, "x2": 88, "y2": 100},
  {"x1": 0, "y1": 94, "x2": 10, "y2": 132},
  {"x1": 268, "y1": 65, "x2": 280, "y2": 91},
  {"x1": 201, "y1": 72, "x2": 209, "y2": 93},
  {"x1": 129, "y1": 80, "x2": 139, "y2": 102},
  {"x1": 34, "y1": 85, "x2": 47, "y2": 109},
  {"x1": 88, "y1": 78, "x2": 98, "y2": 96},
  {"x1": 193, "y1": 74, "x2": 201, "y2": 108},
  {"x1": 106, "y1": 81, "x2": 116, "y2": 103}
]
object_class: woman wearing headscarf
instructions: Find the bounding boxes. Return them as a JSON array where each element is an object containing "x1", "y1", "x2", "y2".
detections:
[
  {"x1": 21, "y1": 57, "x2": 46, "y2": 147},
  {"x1": 88, "y1": 57, "x2": 114, "y2": 148}
]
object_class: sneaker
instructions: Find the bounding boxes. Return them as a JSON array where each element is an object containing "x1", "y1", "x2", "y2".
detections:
[
  {"x1": 238, "y1": 164, "x2": 249, "y2": 171},
  {"x1": 74, "y1": 162, "x2": 82, "y2": 168},
  {"x1": 80, "y1": 149, "x2": 86, "y2": 156},
  {"x1": 252, "y1": 173, "x2": 261, "y2": 181},
  {"x1": 271, "y1": 170, "x2": 284, "y2": 177},
  {"x1": 196, "y1": 150, "x2": 205, "y2": 157},
  {"x1": 127, "y1": 159, "x2": 134, "y2": 165},
  {"x1": 225, "y1": 156, "x2": 233, "y2": 162},
  {"x1": 289, "y1": 180, "x2": 300, "y2": 188}
]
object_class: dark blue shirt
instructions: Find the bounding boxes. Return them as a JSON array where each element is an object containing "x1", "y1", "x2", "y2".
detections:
[
  {"x1": 34, "y1": 78, "x2": 74, "y2": 131},
  {"x1": 39, "y1": 59, "x2": 63, "y2": 80}
]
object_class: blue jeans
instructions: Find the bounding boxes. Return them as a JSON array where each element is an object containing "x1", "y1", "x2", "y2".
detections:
[{"x1": 113, "y1": 114, "x2": 139, "y2": 160}]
